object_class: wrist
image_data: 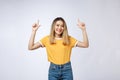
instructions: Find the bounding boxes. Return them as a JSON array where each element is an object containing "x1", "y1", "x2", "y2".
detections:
[
  {"x1": 32, "y1": 30, "x2": 37, "y2": 33},
  {"x1": 81, "y1": 29, "x2": 86, "y2": 32}
]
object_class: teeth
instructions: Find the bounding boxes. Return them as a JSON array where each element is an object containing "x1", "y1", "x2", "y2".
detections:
[
  {"x1": 57, "y1": 30, "x2": 61, "y2": 32},
  {"x1": 58, "y1": 31, "x2": 61, "y2": 32}
]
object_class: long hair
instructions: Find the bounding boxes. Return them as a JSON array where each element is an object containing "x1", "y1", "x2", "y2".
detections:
[{"x1": 49, "y1": 17, "x2": 70, "y2": 45}]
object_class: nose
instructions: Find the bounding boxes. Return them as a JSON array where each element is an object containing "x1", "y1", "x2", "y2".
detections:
[
  {"x1": 58, "y1": 26, "x2": 61, "y2": 29},
  {"x1": 58, "y1": 26, "x2": 63, "y2": 29}
]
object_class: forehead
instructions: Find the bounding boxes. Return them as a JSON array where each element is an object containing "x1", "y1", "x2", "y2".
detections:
[{"x1": 55, "y1": 20, "x2": 64, "y2": 25}]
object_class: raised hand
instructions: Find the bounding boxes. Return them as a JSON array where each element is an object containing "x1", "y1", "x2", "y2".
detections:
[
  {"x1": 32, "y1": 20, "x2": 40, "y2": 31},
  {"x1": 77, "y1": 19, "x2": 86, "y2": 30}
]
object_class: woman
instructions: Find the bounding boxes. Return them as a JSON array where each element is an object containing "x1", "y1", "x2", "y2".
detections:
[{"x1": 28, "y1": 17, "x2": 89, "y2": 80}]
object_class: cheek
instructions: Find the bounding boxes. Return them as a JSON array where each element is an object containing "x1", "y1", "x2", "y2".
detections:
[
  {"x1": 61, "y1": 27, "x2": 64, "y2": 31},
  {"x1": 62, "y1": 27, "x2": 64, "y2": 29}
]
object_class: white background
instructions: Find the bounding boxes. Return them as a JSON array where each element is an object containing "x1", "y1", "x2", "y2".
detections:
[{"x1": 0, "y1": 0, "x2": 120, "y2": 80}]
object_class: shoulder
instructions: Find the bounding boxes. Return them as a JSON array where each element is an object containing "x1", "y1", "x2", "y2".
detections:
[
  {"x1": 68, "y1": 35, "x2": 76, "y2": 40},
  {"x1": 40, "y1": 35, "x2": 50, "y2": 41},
  {"x1": 42, "y1": 35, "x2": 50, "y2": 39},
  {"x1": 67, "y1": 35, "x2": 77, "y2": 47},
  {"x1": 69, "y1": 35, "x2": 77, "y2": 43}
]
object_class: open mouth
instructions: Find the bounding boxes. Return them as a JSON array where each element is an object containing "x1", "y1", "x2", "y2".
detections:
[{"x1": 56, "y1": 29, "x2": 63, "y2": 33}]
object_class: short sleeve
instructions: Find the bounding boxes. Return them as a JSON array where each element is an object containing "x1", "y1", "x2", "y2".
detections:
[
  {"x1": 39, "y1": 35, "x2": 49, "y2": 47},
  {"x1": 69, "y1": 36, "x2": 78, "y2": 47}
]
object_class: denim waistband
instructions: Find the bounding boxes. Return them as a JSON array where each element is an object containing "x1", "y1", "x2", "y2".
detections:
[{"x1": 50, "y1": 61, "x2": 71, "y2": 69}]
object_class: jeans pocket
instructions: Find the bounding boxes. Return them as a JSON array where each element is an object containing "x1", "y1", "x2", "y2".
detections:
[
  {"x1": 49, "y1": 65, "x2": 56, "y2": 71},
  {"x1": 64, "y1": 65, "x2": 72, "y2": 70}
]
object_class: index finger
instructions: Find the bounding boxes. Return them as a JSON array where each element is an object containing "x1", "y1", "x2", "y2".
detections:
[
  {"x1": 78, "y1": 18, "x2": 80, "y2": 22},
  {"x1": 37, "y1": 19, "x2": 39, "y2": 25}
]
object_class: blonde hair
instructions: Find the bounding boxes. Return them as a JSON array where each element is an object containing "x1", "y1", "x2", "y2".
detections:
[{"x1": 49, "y1": 17, "x2": 70, "y2": 45}]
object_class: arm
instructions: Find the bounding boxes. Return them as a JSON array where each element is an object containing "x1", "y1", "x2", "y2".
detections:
[
  {"x1": 76, "y1": 19, "x2": 89, "y2": 48},
  {"x1": 28, "y1": 20, "x2": 43, "y2": 50}
]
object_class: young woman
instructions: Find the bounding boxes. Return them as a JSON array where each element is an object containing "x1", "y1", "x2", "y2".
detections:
[{"x1": 28, "y1": 17, "x2": 89, "y2": 80}]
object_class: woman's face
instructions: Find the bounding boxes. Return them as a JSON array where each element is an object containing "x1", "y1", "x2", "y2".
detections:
[{"x1": 54, "y1": 20, "x2": 64, "y2": 37}]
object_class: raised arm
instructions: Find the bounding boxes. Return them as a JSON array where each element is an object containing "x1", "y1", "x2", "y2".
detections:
[
  {"x1": 28, "y1": 20, "x2": 43, "y2": 50},
  {"x1": 76, "y1": 19, "x2": 89, "y2": 48}
]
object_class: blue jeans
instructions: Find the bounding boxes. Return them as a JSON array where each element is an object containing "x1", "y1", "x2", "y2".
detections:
[{"x1": 48, "y1": 62, "x2": 73, "y2": 80}]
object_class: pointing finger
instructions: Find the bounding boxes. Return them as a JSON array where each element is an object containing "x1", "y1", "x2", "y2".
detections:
[
  {"x1": 37, "y1": 19, "x2": 39, "y2": 25},
  {"x1": 78, "y1": 18, "x2": 80, "y2": 23}
]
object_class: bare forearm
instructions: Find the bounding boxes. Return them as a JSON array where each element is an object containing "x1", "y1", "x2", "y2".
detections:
[
  {"x1": 28, "y1": 31, "x2": 36, "y2": 50},
  {"x1": 28, "y1": 20, "x2": 42, "y2": 50},
  {"x1": 82, "y1": 29, "x2": 89, "y2": 47},
  {"x1": 76, "y1": 19, "x2": 89, "y2": 48}
]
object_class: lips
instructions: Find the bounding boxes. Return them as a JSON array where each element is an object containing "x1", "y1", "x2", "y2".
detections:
[
  {"x1": 55, "y1": 28, "x2": 63, "y2": 34},
  {"x1": 56, "y1": 29, "x2": 62, "y2": 32}
]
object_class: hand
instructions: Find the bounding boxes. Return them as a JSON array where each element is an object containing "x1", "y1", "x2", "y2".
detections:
[
  {"x1": 32, "y1": 20, "x2": 40, "y2": 31},
  {"x1": 77, "y1": 19, "x2": 86, "y2": 30}
]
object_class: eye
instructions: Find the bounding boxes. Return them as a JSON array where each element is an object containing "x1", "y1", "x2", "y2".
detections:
[
  {"x1": 61, "y1": 25, "x2": 64, "y2": 27},
  {"x1": 56, "y1": 24, "x2": 59, "y2": 27}
]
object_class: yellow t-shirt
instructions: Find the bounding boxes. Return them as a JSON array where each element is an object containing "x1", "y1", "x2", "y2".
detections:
[{"x1": 39, "y1": 35, "x2": 77, "y2": 65}]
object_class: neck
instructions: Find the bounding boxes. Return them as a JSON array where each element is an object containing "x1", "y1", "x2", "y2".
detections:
[{"x1": 55, "y1": 34, "x2": 62, "y2": 38}]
